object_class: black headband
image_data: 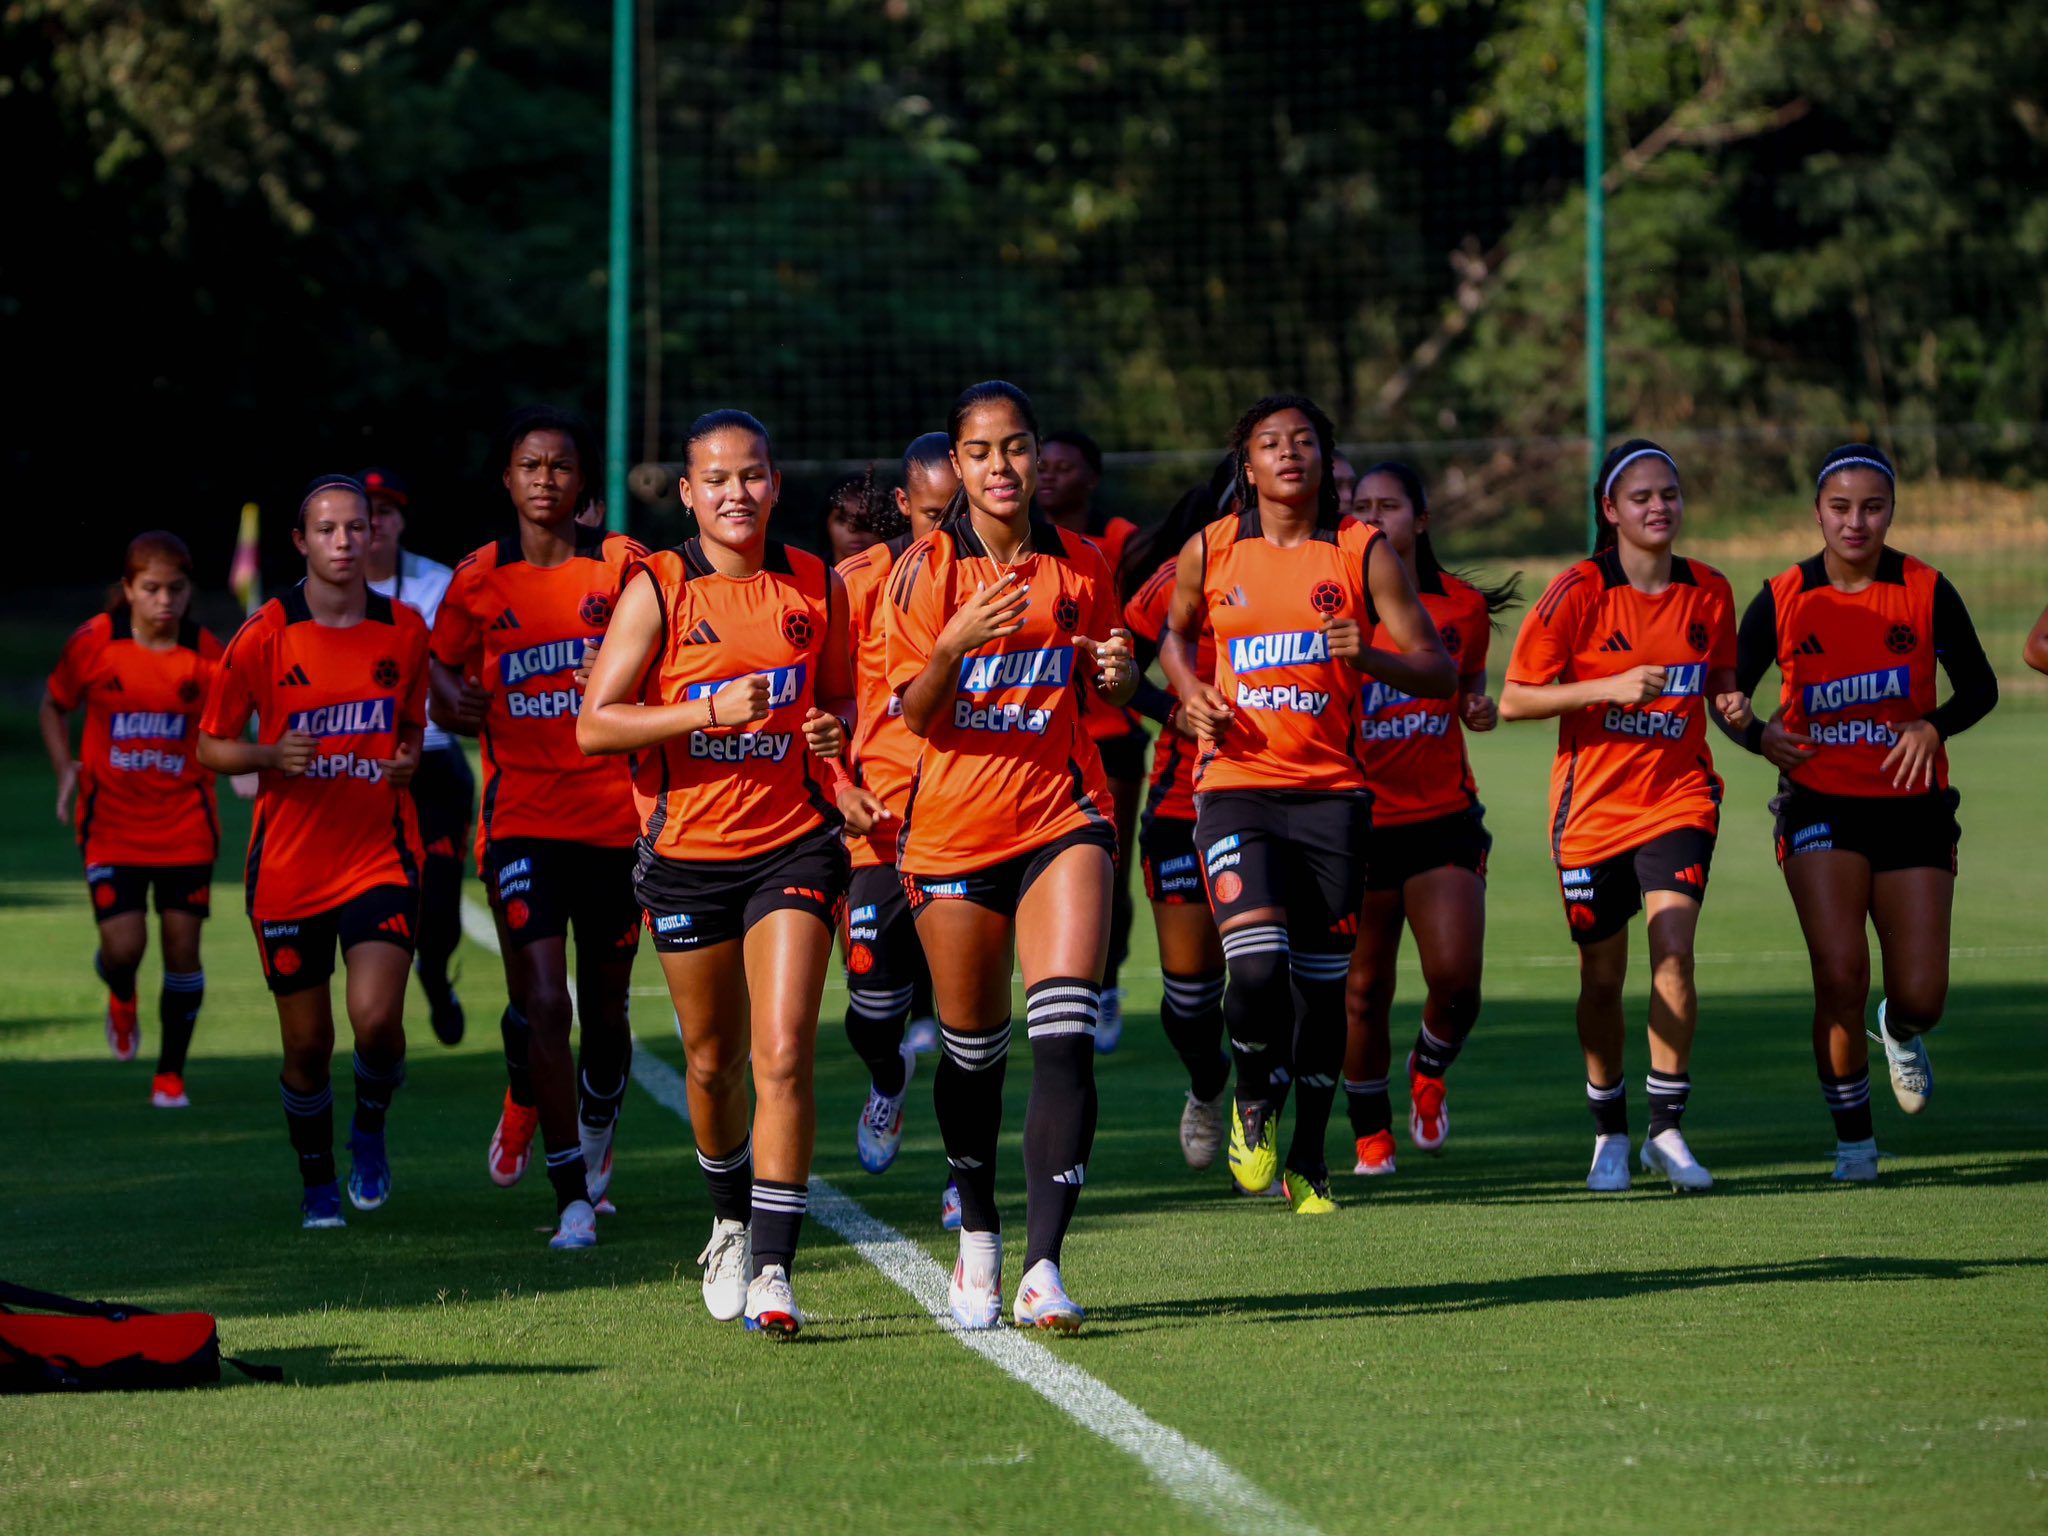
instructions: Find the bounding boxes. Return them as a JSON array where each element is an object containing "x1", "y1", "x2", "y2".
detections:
[{"x1": 298, "y1": 475, "x2": 368, "y2": 520}]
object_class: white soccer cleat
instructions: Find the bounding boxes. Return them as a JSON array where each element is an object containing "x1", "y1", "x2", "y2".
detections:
[
  {"x1": 1586, "y1": 1133, "x2": 1632, "y2": 1192},
  {"x1": 549, "y1": 1199, "x2": 598, "y2": 1250},
  {"x1": 1094, "y1": 988, "x2": 1124, "y2": 1055},
  {"x1": 1873, "y1": 999, "x2": 1932, "y2": 1114},
  {"x1": 905, "y1": 1016, "x2": 939, "y2": 1055},
  {"x1": 1639, "y1": 1128, "x2": 1713, "y2": 1191},
  {"x1": 1012, "y1": 1258, "x2": 1084, "y2": 1333},
  {"x1": 744, "y1": 1264, "x2": 803, "y2": 1338},
  {"x1": 697, "y1": 1217, "x2": 752, "y2": 1322},
  {"x1": 1832, "y1": 1138, "x2": 1881, "y2": 1183},
  {"x1": 855, "y1": 1044, "x2": 916, "y2": 1174},
  {"x1": 949, "y1": 1230, "x2": 1003, "y2": 1331},
  {"x1": 580, "y1": 1120, "x2": 616, "y2": 1205},
  {"x1": 1179, "y1": 1084, "x2": 1228, "y2": 1170}
]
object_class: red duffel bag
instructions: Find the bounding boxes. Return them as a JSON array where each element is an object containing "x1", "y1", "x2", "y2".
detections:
[{"x1": 0, "y1": 1280, "x2": 280, "y2": 1392}]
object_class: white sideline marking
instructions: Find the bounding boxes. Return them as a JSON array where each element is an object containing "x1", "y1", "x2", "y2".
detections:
[
  {"x1": 462, "y1": 893, "x2": 1319, "y2": 1533},
  {"x1": 626, "y1": 1045, "x2": 1319, "y2": 1536}
]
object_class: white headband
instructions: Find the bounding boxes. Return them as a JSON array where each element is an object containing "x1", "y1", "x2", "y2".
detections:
[
  {"x1": 1816, "y1": 456, "x2": 1895, "y2": 492},
  {"x1": 1601, "y1": 447, "x2": 1678, "y2": 501}
]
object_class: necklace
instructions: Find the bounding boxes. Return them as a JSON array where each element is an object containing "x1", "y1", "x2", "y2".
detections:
[{"x1": 979, "y1": 513, "x2": 1033, "y2": 571}]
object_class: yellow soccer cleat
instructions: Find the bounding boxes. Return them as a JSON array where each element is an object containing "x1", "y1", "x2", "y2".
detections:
[
  {"x1": 1282, "y1": 1168, "x2": 1339, "y2": 1215},
  {"x1": 1227, "y1": 1098, "x2": 1280, "y2": 1195}
]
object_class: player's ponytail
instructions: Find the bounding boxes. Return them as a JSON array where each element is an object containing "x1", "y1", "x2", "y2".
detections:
[
  {"x1": 108, "y1": 531, "x2": 196, "y2": 614},
  {"x1": 1362, "y1": 461, "x2": 1521, "y2": 619}
]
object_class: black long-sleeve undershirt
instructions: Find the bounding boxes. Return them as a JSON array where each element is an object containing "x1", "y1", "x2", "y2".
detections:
[{"x1": 1721, "y1": 565, "x2": 1999, "y2": 754}]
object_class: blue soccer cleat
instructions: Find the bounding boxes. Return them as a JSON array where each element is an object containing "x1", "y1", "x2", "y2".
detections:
[
  {"x1": 347, "y1": 1128, "x2": 392, "y2": 1211},
  {"x1": 300, "y1": 1181, "x2": 348, "y2": 1230}
]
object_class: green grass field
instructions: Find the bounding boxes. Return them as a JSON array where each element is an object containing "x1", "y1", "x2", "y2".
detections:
[{"x1": 2, "y1": 626, "x2": 2045, "y2": 1534}]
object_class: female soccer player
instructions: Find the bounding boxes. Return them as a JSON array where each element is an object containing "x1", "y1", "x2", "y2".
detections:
[
  {"x1": 884, "y1": 381, "x2": 1136, "y2": 1331},
  {"x1": 824, "y1": 466, "x2": 886, "y2": 564},
  {"x1": 1727, "y1": 444, "x2": 1997, "y2": 1180},
  {"x1": 1038, "y1": 429, "x2": 1148, "y2": 1052},
  {"x1": 835, "y1": 435, "x2": 953, "y2": 1183},
  {"x1": 42, "y1": 533, "x2": 221, "y2": 1104},
  {"x1": 431, "y1": 407, "x2": 647, "y2": 1250},
  {"x1": 362, "y1": 466, "x2": 471, "y2": 1046},
  {"x1": 1344, "y1": 463, "x2": 1517, "y2": 1175},
  {"x1": 198, "y1": 478, "x2": 429, "y2": 1228},
  {"x1": 1500, "y1": 440, "x2": 1748, "y2": 1195},
  {"x1": 1121, "y1": 474, "x2": 1238, "y2": 1169},
  {"x1": 1159, "y1": 396, "x2": 1453, "y2": 1215},
  {"x1": 580, "y1": 408, "x2": 853, "y2": 1338}
]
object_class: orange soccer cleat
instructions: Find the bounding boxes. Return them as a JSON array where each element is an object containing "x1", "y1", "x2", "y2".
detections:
[
  {"x1": 488, "y1": 1090, "x2": 540, "y2": 1187},
  {"x1": 1352, "y1": 1129, "x2": 1398, "y2": 1176},
  {"x1": 1408, "y1": 1053, "x2": 1449, "y2": 1154},
  {"x1": 150, "y1": 1072, "x2": 189, "y2": 1108},
  {"x1": 105, "y1": 994, "x2": 140, "y2": 1062}
]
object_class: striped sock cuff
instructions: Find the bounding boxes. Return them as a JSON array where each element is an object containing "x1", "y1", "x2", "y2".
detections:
[
  {"x1": 942, "y1": 1020, "x2": 1012, "y2": 1071},
  {"x1": 1820, "y1": 1070, "x2": 1872, "y2": 1108},
  {"x1": 696, "y1": 1135, "x2": 753, "y2": 1174},
  {"x1": 1025, "y1": 977, "x2": 1099, "y2": 1041},
  {"x1": 1161, "y1": 969, "x2": 1226, "y2": 1013},
  {"x1": 1297, "y1": 1072, "x2": 1337, "y2": 1089},
  {"x1": 751, "y1": 1180, "x2": 810, "y2": 1215},
  {"x1": 848, "y1": 983, "x2": 916, "y2": 1021},
  {"x1": 545, "y1": 1146, "x2": 586, "y2": 1170},
  {"x1": 162, "y1": 970, "x2": 206, "y2": 992},
  {"x1": 352, "y1": 1050, "x2": 406, "y2": 1087},
  {"x1": 1418, "y1": 1024, "x2": 1453, "y2": 1054},
  {"x1": 1289, "y1": 949, "x2": 1351, "y2": 984},
  {"x1": 1221, "y1": 924, "x2": 1289, "y2": 961},
  {"x1": 279, "y1": 1081, "x2": 333, "y2": 1115},
  {"x1": 1645, "y1": 1071, "x2": 1691, "y2": 1097},
  {"x1": 1343, "y1": 1077, "x2": 1390, "y2": 1096},
  {"x1": 1585, "y1": 1078, "x2": 1626, "y2": 1103}
]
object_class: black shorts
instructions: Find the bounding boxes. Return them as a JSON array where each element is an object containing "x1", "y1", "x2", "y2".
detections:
[
  {"x1": 905, "y1": 824, "x2": 1117, "y2": 922},
  {"x1": 1097, "y1": 730, "x2": 1150, "y2": 784},
  {"x1": 844, "y1": 862, "x2": 925, "y2": 995},
  {"x1": 1365, "y1": 807, "x2": 1491, "y2": 893},
  {"x1": 255, "y1": 883, "x2": 419, "y2": 997},
  {"x1": 1139, "y1": 814, "x2": 1204, "y2": 905},
  {"x1": 1193, "y1": 789, "x2": 1368, "y2": 938},
  {"x1": 1772, "y1": 784, "x2": 1960, "y2": 875},
  {"x1": 411, "y1": 744, "x2": 474, "y2": 869},
  {"x1": 637, "y1": 824, "x2": 849, "y2": 953},
  {"x1": 1558, "y1": 826, "x2": 1714, "y2": 946},
  {"x1": 485, "y1": 837, "x2": 641, "y2": 954},
  {"x1": 86, "y1": 863, "x2": 213, "y2": 921}
]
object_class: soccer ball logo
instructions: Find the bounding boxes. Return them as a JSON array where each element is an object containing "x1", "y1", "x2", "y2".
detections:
[
  {"x1": 1310, "y1": 581, "x2": 1343, "y2": 616},
  {"x1": 272, "y1": 945, "x2": 302, "y2": 976},
  {"x1": 782, "y1": 610, "x2": 814, "y2": 648},
  {"x1": 505, "y1": 898, "x2": 531, "y2": 930},
  {"x1": 848, "y1": 942, "x2": 875, "y2": 975},
  {"x1": 372, "y1": 657, "x2": 400, "y2": 688},
  {"x1": 1688, "y1": 622, "x2": 1710, "y2": 653},
  {"x1": 1442, "y1": 626, "x2": 1462, "y2": 658},
  {"x1": 580, "y1": 592, "x2": 613, "y2": 628},
  {"x1": 1053, "y1": 595, "x2": 1080, "y2": 631},
  {"x1": 1885, "y1": 623, "x2": 1916, "y2": 655}
]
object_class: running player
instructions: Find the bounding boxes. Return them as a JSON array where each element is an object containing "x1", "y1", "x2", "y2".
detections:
[
  {"x1": 362, "y1": 467, "x2": 471, "y2": 1046},
  {"x1": 41, "y1": 533, "x2": 221, "y2": 1103},
  {"x1": 197, "y1": 478, "x2": 429, "y2": 1228},
  {"x1": 885, "y1": 382, "x2": 1136, "y2": 1331},
  {"x1": 1500, "y1": 439, "x2": 1748, "y2": 1194},
  {"x1": 1343, "y1": 463, "x2": 1518, "y2": 1175},
  {"x1": 1159, "y1": 395, "x2": 1453, "y2": 1215},
  {"x1": 580, "y1": 408, "x2": 854, "y2": 1337},
  {"x1": 431, "y1": 407, "x2": 646, "y2": 1250},
  {"x1": 1726, "y1": 444, "x2": 1997, "y2": 1180},
  {"x1": 824, "y1": 466, "x2": 885, "y2": 564},
  {"x1": 835, "y1": 435, "x2": 952, "y2": 1186},
  {"x1": 1120, "y1": 470, "x2": 1240, "y2": 1169},
  {"x1": 1037, "y1": 430, "x2": 1147, "y2": 1052}
]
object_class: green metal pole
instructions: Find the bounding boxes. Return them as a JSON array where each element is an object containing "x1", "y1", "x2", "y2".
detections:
[
  {"x1": 1585, "y1": 0, "x2": 1607, "y2": 542},
  {"x1": 605, "y1": 0, "x2": 633, "y2": 534}
]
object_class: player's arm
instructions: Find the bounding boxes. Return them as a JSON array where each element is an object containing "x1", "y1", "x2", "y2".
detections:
[
  {"x1": 578, "y1": 568, "x2": 766, "y2": 754},
  {"x1": 804, "y1": 569, "x2": 856, "y2": 760},
  {"x1": 427, "y1": 580, "x2": 491, "y2": 735},
  {"x1": 2026, "y1": 600, "x2": 2048, "y2": 676},
  {"x1": 1919, "y1": 574, "x2": 1999, "y2": 742},
  {"x1": 1335, "y1": 537, "x2": 1454, "y2": 698},
  {"x1": 197, "y1": 626, "x2": 314, "y2": 775},
  {"x1": 1498, "y1": 574, "x2": 1663, "y2": 721},
  {"x1": 38, "y1": 688, "x2": 78, "y2": 823},
  {"x1": 1158, "y1": 533, "x2": 1231, "y2": 742}
]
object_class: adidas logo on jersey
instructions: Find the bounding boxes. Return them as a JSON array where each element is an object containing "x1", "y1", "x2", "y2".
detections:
[
  {"x1": 279, "y1": 663, "x2": 312, "y2": 686},
  {"x1": 683, "y1": 619, "x2": 723, "y2": 646},
  {"x1": 1794, "y1": 632, "x2": 1826, "y2": 656},
  {"x1": 101, "y1": 676, "x2": 125, "y2": 693},
  {"x1": 489, "y1": 608, "x2": 522, "y2": 631},
  {"x1": 1598, "y1": 631, "x2": 1632, "y2": 652}
]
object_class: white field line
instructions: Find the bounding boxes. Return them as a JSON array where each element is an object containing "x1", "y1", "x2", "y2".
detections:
[
  {"x1": 459, "y1": 895, "x2": 1320, "y2": 1536},
  {"x1": 627, "y1": 1045, "x2": 1320, "y2": 1536}
]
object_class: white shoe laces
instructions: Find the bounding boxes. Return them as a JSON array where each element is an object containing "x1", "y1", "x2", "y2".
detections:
[{"x1": 697, "y1": 1222, "x2": 747, "y2": 1280}]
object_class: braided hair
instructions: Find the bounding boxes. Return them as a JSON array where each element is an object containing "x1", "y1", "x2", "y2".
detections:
[
  {"x1": 829, "y1": 463, "x2": 909, "y2": 541},
  {"x1": 1226, "y1": 393, "x2": 1342, "y2": 528}
]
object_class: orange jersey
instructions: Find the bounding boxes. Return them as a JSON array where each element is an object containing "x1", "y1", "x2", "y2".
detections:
[
  {"x1": 883, "y1": 516, "x2": 1116, "y2": 875},
  {"x1": 433, "y1": 525, "x2": 646, "y2": 859},
  {"x1": 1123, "y1": 557, "x2": 1211, "y2": 823},
  {"x1": 1073, "y1": 513, "x2": 1145, "y2": 743},
  {"x1": 48, "y1": 612, "x2": 223, "y2": 867},
  {"x1": 1765, "y1": 549, "x2": 1947, "y2": 798},
  {"x1": 1194, "y1": 509, "x2": 1378, "y2": 796},
  {"x1": 1360, "y1": 572, "x2": 1492, "y2": 826},
  {"x1": 1506, "y1": 549, "x2": 1736, "y2": 866},
  {"x1": 632, "y1": 539, "x2": 847, "y2": 863},
  {"x1": 201, "y1": 586, "x2": 430, "y2": 918},
  {"x1": 838, "y1": 534, "x2": 922, "y2": 869}
]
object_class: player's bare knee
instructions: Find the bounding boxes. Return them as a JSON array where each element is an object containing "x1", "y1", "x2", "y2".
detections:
[{"x1": 1811, "y1": 955, "x2": 1870, "y2": 1014}]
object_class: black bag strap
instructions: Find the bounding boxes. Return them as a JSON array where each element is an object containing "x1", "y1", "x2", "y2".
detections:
[
  {"x1": 226, "y1": 1356, "x2": 286, "y2": 1384},
  {"x1": 0, "y1": 1279, "x2": 152, "y2": 1321}
]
